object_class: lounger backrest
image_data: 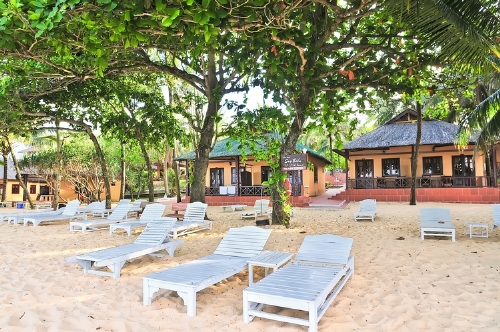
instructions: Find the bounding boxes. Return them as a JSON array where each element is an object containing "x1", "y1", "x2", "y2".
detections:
[
  {"x1": 420, "y1": 208, "x2": 452, "y2": 224},
  {"x1": 492, "y1": 204, "x2": 500, "y2": 224},
  {"x1": 131, "y1": 199, "x2": 147, "y2": 209},
  {"x1": 139, "y1": 203, "x2": 166, "y2": 221},
  {"x1": 294, "y1": 234, "x2": 353, "y2": 265},
  {"x1": 253, "y1": 199, "x2": 270, "y2": 210},
  {"x1": 118, "y1": 199, "x2": 131, "y2": 206},
  {"x1": 134, "y1": 217, "x2": 177, "y2": 245},
  {"x1": 79, "y1": 201, "x2": 105, "y2": 212},
  {"x1": 219, "y1": 186, "x2": 228, "y2": 195},
  {"x1": 359, "y1": 199, "x2": 376, "y2": 212},
  {"x1": 61, "y1": 200, "x2": 81, "y2": 216},
  {"x1": 107, "y1": 204, "x2": 132, "y2": 220},
  {"x1": 183, "y1": 202, "x2": 208, "y2": 222},
  {"x1": 214, "y1": 226, "x2": 272, "y2": 258},
  {"x1": 227, "y1": 186, "x2": 236, "y2": 195}
]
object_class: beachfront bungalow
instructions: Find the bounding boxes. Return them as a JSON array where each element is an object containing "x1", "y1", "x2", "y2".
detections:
[
  {"x1": 175, "y1": 137, "x2": 331, "y2": 207},
  {"x1": 335, "y1": 109, "x2": 500, "y2": 203}
]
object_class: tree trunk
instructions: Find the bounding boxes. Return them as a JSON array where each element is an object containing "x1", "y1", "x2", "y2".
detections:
[
  {"x1": 83, "y1": 126, "x2": 112, "y2": 209},
  {"x1": 189, "y1": 51, "x2": 219, "y2": 203},
  {"x1": 410, "y1": 102, "x2": 422, "y2": 205},
  {"x1": 138, "y1": 138, "x2": 155, "y2": 202},
  {"x1": 5, "y1": 136, "x2": 34, "y2": 207},
  {"x1": 1, "y1": 149, "x2": 8, "y2": 203},
  {"x1": 53, "y1": 121, "x2": 62, "y2": 208},
  {"x1": 173, "y1": 140, "x2": 182, "y2": 203},
  {"x1": 120, "y1": 142, "x2": 126, "y2": 200}
]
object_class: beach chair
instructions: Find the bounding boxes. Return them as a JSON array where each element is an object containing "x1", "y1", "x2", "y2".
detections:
[
  {"x1": 69, "y1": 203, "x2": 131, "y2": 233},
  {"x1": 92, "y1": 199, "x2": 131, "y2": 217},
  {"x1": 420, "y1": 208, "x2": 456, "y2": 242},
  {"x1": 354, "y1": 199, "x2": 377, "y2": 222},
  {"x1": 110, "y1": 203, "x2": 166, "y2": 236},
  {"x1": 241, "y1": 199, "x2": 270, "y2": 220},
  {"x1": 23, "y1": 200, "x2": 85, "y2": 226},
  {"x1": 127, "y1": 199, "x2": 147, "y2": 216},
  {"x1": 169, "y1": 202, "x2": 210, "y2": 239},
  {"x1": 76, "y1": 201, "x2": 106, "y2": 217},
  {"x1": 143, "y1": 226, "x2": 272, "y2": 316},
  {"x1": 2, "y1": 207, "x2": 55, "y2": 224},
  {"x1": 243, "y1": 234, "x2": 354, "y2": 332},
  {"x1": 492, "y1": 204, "x2": 500, "y2": 230},
  {"x1": 65, "y1": 218, "x2": 183, "y2": 279},
  {"x1": 219, "y1": 186, "x2": 228, "y2": 195}
]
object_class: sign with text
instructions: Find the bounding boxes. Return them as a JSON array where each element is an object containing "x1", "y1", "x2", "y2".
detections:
[{"x1": 281, "y1": 154, "x2": 307, "y2": 171}]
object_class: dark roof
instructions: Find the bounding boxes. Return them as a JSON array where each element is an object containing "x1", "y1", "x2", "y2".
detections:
[
  {"x1": 343, "y1": 120, "x2": 476, "y2": 150},
  {"x1": 176, "y1": 137, "x2": 331, "y2": 164}
]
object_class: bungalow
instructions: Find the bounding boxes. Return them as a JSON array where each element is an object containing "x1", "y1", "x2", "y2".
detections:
[
  {"x1": 336, "y1": 109, "x2": 499, "y2": 203},
  {"x1": 175, "y1": 137, "x2": 331, "y2": 207}
]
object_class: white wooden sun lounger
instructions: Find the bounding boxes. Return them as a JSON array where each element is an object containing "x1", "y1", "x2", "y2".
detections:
[
  {"x1": 65, "y1": 218, "x2": 183, "y2": 279},
  {"x1": 492, "y1": 204, "x2": 500, "y2": 230},
  {"x1": 354, "y1": 199, "x2": 377, "y2": 222},
  {"x1": 143, "y1": 226, "x2": 272, "y2": 316},
  {"x1": 243, "y1": 234, "x2": 354, "y2": 332},
  {"x1": 241, "y1": 199, "x2": 270, "y2": 220},
  {"x1": 168, "y1": 202, "x2": 210, "y2": 239},
  {"x1": 69, "y1": 203, "x2": 131, "y2": 232},
  {"x1": 420, "y1": 208, "x2": 456, "y2": 242},
  {"x1": 76, "y1": 201, "x2": 106, "y2": 217},
  {"x1": 23, "y1": 200, "x2": 85, "y2": 226},
  {"x1": 3, "y1": 207, "x2": 56, "y2": 225},
  {"x1": 110, "y1": 203, "x2": 166, "y2": 236},
  {"x1": 91, "y1": 199, "x2": 131, "y2": 217}
]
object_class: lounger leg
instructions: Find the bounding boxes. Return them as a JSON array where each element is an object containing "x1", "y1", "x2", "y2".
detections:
[
  {"x1": 142, "y1": 280, "x2": 159, "y2": 306},
  {"x1": 242, "y1": 291, "x2": 250, "y2": 323},
  {"x1": 177, "y1": 290, "x2": 197, "y2": 316},
  {"x1": 108, "y1": 261, "x2": 125, "y2": 279},
  {"x1": 451, "y1": 229, "x2": 456, "y2": 242},
  {"x1": 308, "y1": 302, "x2": 319, "y2": 332}
]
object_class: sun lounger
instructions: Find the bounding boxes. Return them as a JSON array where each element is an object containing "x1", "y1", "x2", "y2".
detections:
[
  {"x1": 23, "y1": 200, "x2": 84, "y2": 226},
  {"x1": 354, "y1": 199, "x2": 377, "y2": 222},
  {"x1": 65, "y1": 218, "x2": 183, "y2": 279},
  {"x1": 69, "y1": 204, "x2": 131, "y2": 232},
  {"x1": 492, "y1": 204, "x2": 500, "y2": 230},
  {"x1": 143, "y1": 226, "x2": 272, "y2": 316},
  {"x1": 92, "y1": 199, "x2": 131, "y2": 217},
  {"x1": 109, "y1": 203, "x2": 166, "y2": 236},
  {"x1": 243, "y1": 234, "x2": 354, "y2": 332},
  {"x1": 169, "y1": 202, "x2": 210, "y2": 239},
  {"x1": 2, "y1": 207, "x2": 55, "y2": 224},
  {"x1": 241, "y1": 199, "x2": 270, "y2": 220},
  {"x1": 76, "y1": 201, "x2": 106, "y2": 216},
  {"x1": 420, "y1": 208, "x2": 456, "y2": 242}
]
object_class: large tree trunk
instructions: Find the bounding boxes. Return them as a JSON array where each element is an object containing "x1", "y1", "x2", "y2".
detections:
[
  {"x1": 189, "y1": 51, "x2": 219, "y2": 203},
  {"x1": 410, "y1": 102, "x2": 422, "y2": 205},
  {"x1": 5, "y1": 136, "x2": 34, "y2": 208},
  {"x1": 273, "y1": 92, "x2": 310, "y2": 227}
]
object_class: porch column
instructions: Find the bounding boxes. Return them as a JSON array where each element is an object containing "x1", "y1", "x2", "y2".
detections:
[
  {"x1": 236, "y1": 156, "x2": 240, "y2": 196},
  {"x1": 345, "y1": 151, "x2": 350, "y2": 189},
  {"x1": 493, "y1": 146, "x2": 498, "y2": 188},
  {"x1": 186, "y1": 160, "x2": 190, "y2": 196}
]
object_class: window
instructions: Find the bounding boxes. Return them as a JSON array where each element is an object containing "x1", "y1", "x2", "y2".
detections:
[
  {"x1": 355, "y1": 159, "x2": 373, "y2": 178},
  {"x1": 422, "y1": 157, "x2": 443, "y2": 175},
  {"x1": 382, "y1": 158, "x2": 400, "y2": 176},
  {"x1": 12, "y1": 184, "x2": 20, "y2": 194},
  {"x1": 313, "y1": 166, "x2": 318, "y2": 183},
  {"x1": 30, "y1": 185, "x2": 36, "y2": 194}
]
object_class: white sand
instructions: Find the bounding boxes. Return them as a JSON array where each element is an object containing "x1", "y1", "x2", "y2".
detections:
[{"x1": 1, "y1": 201, "x2": 500, "y2": 331}]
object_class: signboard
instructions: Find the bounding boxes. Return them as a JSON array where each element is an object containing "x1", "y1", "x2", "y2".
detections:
[{"x1": 281, "y1": 154, "x2": 307, "y2": 171}]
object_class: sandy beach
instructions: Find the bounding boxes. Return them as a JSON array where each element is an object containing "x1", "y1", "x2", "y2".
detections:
[{"x1": 1, "y1": 201, "x2": 499, "y2": 331}]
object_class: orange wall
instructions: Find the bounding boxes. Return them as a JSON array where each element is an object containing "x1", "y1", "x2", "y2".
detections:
[{"x1": 347, "y1": 144, "x2": 485, "y2": 178}]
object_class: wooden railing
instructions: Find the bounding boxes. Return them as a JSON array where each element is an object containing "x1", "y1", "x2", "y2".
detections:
[
  {"x1": 347, "y1": 176, "x2": 496, "y2": 189},
  {"x1": 201, "y1": 185, "x2": 300, "y2": 197}
]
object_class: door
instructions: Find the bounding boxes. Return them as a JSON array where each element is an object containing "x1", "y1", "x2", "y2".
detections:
[
  {"x1": 452, "y1": 155, "x2": 475, "y2": 186},
  {"x1": 355, "y1": 159, "x2": 374, "y2": 188},
  {"x1": 287, "y1": 170, "x2": 302, "y2": 196}
]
